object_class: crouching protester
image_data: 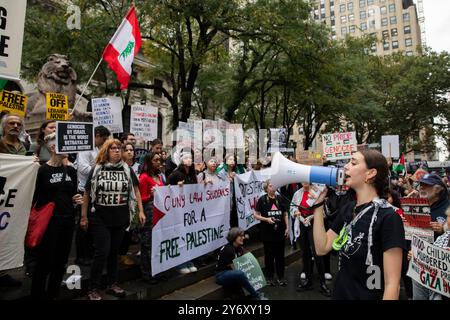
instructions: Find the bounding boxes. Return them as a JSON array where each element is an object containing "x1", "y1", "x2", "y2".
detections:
[{"x1": 215, "y1": 228, "x2": 268, "y2": 300}]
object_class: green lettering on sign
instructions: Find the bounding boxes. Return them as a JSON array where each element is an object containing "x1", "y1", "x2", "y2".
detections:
[{"x1": 233, "y1": 252, "x2": 266, "y2": 293}]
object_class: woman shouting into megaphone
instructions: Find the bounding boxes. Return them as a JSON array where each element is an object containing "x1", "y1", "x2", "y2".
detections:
[{"x1": 312, "y1": 150, "x2": 406, "y2": 300}]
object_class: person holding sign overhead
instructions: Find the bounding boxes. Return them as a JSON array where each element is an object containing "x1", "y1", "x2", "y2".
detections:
[
  {"x1": 80, "y1": 139, "x2": 145, "y2": 300},
  {"x1": 216, "y1": 227, "x2": 268, "y2": 300},
  {"x1": 312, "y1": 150, "x2": 406, "y2": 300}
]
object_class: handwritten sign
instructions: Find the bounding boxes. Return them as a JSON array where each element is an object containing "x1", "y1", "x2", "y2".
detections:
[
  {"x1": 407, "y1": 235, "x2": 450, "y2": 298},
  {"x1": 46, "y1": 92, "x2": 68, "y2": 120},
  {"x1": 233, "y1": 252, "x2": 266, "y2": 292},
  {"x1": 322, "y1": 131, "x2": 357, "y2": 161},
  {"x1": 400, "y1": 198, "x2": 433, "y2": 243},
  {"x1": 0, "y1": 90, "x2": 27, "y2": 117},
  {"x1": 92, "y1": 97, "x2": 123, "y2": 134},
  {"x1": 130, "y1": 104, "x2": 158, "y2": 141}
]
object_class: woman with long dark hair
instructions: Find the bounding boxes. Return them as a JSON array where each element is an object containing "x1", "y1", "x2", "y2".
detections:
[
  {"x1": 313, "y1": 150, "x2": 406, "y2": 300},
  {"x1": 80, "y1": 139, "x2": 145, "y2": 300},
  {"x1": 138, "y1": 152, "x2": 166, "y2": 283},
  {"x1": 29, "y1": 120, "x2": 56, "y2": 164}
]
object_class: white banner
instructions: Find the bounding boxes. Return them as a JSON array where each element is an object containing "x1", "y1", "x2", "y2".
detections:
[
  {"x1": 235, "y1": 169, "x2": 272, "y2": 230},
  {"x1": 0, "y1": 154, "x2": 39, "y2": 271},
  {"x1": 407, "y1": 235, "x2": 450, "y2": 298},
  {"x1": 130, "y1": 104, "x2": 158, "y2": 141},
  {"x1": 151, "y1": 181, "x2": 231, "y2": 276},
  {"x1": 0, "y1": 0, "x2": 26, "y2": 80},
  {"x1": 92, "y1": 97, "x2": 123, "y2": 134}
]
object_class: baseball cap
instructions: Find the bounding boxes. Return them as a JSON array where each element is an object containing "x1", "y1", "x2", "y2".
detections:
[{"x1": 419, "y1": 173, "x2": 445, "y2": 187}]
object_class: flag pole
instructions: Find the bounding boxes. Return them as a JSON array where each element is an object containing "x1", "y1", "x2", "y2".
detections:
[{"x1": 71, "y1": 57, "x2": 103, "y2": 115}]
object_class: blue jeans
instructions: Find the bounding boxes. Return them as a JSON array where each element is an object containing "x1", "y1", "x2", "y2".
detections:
[
  {"x1": 412, "y1": 280, "x2": 432, "y2": 300},
  {"x1": 216, "y1": 270, "x2": 258, "y2": 298}
]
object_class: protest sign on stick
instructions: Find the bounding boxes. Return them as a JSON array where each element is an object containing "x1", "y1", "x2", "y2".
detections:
[
  {"x1": 130, "y1": 104, "x2": 158, "y2": 141},
  {"x1": 46, "y1": 93, "x2": 69, "y2": 120},
  {"x1": 92, "y1": 97, "x2": 123, "y2": 134},
  {"x1": 0, "y1": 90, "x2": 27, "y2": 117}
]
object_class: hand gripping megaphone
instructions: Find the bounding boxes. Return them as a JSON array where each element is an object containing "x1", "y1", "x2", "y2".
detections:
[{"x1": 269, "y1": 152, "x2": 345, "y2": 189}]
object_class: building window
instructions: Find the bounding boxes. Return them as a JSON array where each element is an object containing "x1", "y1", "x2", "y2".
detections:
[
  {"x1": 360, "y1": 11, "x2": 366, "y2": 19},
  {"x1": 381, "y1": 18, "x2": 388, "y2": 27},
  {"x1": 389, "y1": 3, "x2": 395, "y2": 12},
  {"x1": 340, "y1": 4, "x2": 346, "y2": 13},
  {"x1": 391, "y1": 28, "x2": 398, "y2": 37},
  {"x1": 368, "y1": 8, "x2": 375, "y2": 17},
  {"x1": 349, "y1": 25, "x2": 356, "y2": 33},
  {"x1": 382, "y1": 30, "x2": 389, "y2": 39},
  {"x1": 349, "y1": 13, "x2": 355, "y2": 22},
  {"x1": 331, "y1": 18, "x2": 336, "y2": 26},
  {"x1": 371, "y1": 43, "x2": 377, "y2": 52},
  {"x1": 361, "y1": 22, "x2": 368, "y2": 30},
  {"x1": 154, "y1": 79, "x2": 163, "y2": 97},
  {"x1": 341, "y1": 26, "x2": 348, "y2": 35},
  {"x1": 348, "y1": 2, "x2": 353, "y2": 11},
  {"x1": 367, "y1": 0, "x2": 374, "y2": 5},
  {"x1": 331, "y1": 7, "x2": 335, "y2": 15},
  {"x1": 403, "y1": 13, "x2": 410, "y2": 22},
  {"x1": 390, "y1": 16, "x2": 397, "y2": 25},
  {"x1": 341, "y1": 15, "x2": 347, "y2": 23},
  {"x1": 330, "y1": 0, "x2": 334, "y2": 5},
  {"x1": 392, "y1": 40, "x2": 399, "y2": 49},
  {"x1": 321, "y1": 8, "x2": 326, "y2": 15},
  {"x1": 404, "y1": 25, "x2": 411, "y2": 34},
  {"x1": 380, "y1": 6, "x2": 387, "y2": 15},
  {"x1": 406, "y1": 51, "x2": 413, "y2": 56},
  {"x1": 405, "y1": 38, "x2": 413, "y2": 47},
  {"x1": 359, "y1": 0, "x2": 365, "y2": 8},
  {"x1": 383, "y1": 41, "x2": 390, "y2": 51},
  {"x1": 369, "y1": 19, "x2": 376, "y2": 29}
]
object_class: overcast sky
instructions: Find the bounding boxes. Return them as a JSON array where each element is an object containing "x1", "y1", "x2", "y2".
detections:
[{"x1": 421, "y1": 0, "x2": 450, "y2": 53}]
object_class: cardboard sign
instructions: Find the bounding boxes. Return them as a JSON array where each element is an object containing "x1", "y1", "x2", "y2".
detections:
[
  {"x1": 0, "y1": 0, "x2": 27, "y2": 80},
  {"x1": 407, "y1": 235, "x2": 450, "y2": 298},
  {"x1": 0, "y1": 90, "x2": 27, "y2": 117},
  {"x1": 233, "y1": 252, "x2": 267, "y2": 292},
  {"x1": 46, "y1": 93, "x2": 68, "y2": 120},
  {"x1": 92, "y1": 97, "x2": 123, "y2": 134},
  {"x1": 296, "y1": 150, "x2": 323, "y2": 166},
  {"x1": 56, "y1": 121, "x2": 94, "y2": 153},
  {"x1": 322, "y1": 131, "x2": 357, "y2": 161},
  {"x1": 130, "y1": 104, "x2": 158, "y2": 141},
  {"x1": 400, "y1": 198, "x2": 434, "y2": 243},
  {"x1": 381, "y1": 135, "x2": 400, "y2": 159}
]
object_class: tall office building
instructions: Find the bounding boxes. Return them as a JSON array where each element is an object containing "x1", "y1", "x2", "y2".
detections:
[{"x1": 310, "y1": 0, "x2": 422, "y2": 56}]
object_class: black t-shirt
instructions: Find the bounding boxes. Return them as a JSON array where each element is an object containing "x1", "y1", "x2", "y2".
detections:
[
  {"x1": 168, "y1": 167, "x2": 198, "y2": 185},
  {"x1": 330, "y1": 201, "x2": 406, "y2": 300},
  {"x1": 85, "y1": 166, "x2": 138, "y2": 227},
  {"x1": 33, "y1": 164, "x2": 78, "y2": 217},
  {"x1": 216, "y1": 243, "x2": 244, "y2": 272},
  {"x1": 256, "y1": 195, "x2": 287, "y2": 242}
]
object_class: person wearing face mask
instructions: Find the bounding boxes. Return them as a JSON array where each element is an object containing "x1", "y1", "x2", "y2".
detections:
[
  {"x1": 197, "y1": 156, "x2": 224, "y2": 185},
  {"x1": 168, "y1": 150, "x2": 199, "y2": 274},
  {"x1": 410, "y1": 173, "x2": 449, "y2": 300},
  {"x1": 29, "y1": 120, "x2": 56, "y2": 164},
  {"x1": 30, "y1": 133, "x2": 82, "y2": 299},
  {"x1": 312, "y1": 150, "x2": 406, "y2": 300}
]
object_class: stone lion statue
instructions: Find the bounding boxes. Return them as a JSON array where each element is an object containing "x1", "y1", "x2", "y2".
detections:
[{"x1": 26, "y1": 53, "x2": 91, "y2": 122}]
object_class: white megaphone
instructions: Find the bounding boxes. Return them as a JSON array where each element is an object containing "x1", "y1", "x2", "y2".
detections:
[{"x1": 269, "y1": 152, "x2": 345, "y2": 189}]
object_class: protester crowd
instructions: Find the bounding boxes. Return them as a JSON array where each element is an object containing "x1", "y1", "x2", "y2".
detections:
[{"x1": 0, "y1": 113, "x2": 449, "y2": 301}]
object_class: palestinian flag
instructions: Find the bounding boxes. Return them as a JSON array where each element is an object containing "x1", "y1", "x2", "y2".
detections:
[
  {"x1": 102, "y1": 6, "x2": 142, "y2": 89},
  {"x1": 393, "y1": 153, "x2": 407, "y2": 175}
]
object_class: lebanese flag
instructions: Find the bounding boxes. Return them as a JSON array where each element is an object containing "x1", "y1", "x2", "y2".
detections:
[{"x1": 102, "y1": 6, "x2": 142, "y2": 89}]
